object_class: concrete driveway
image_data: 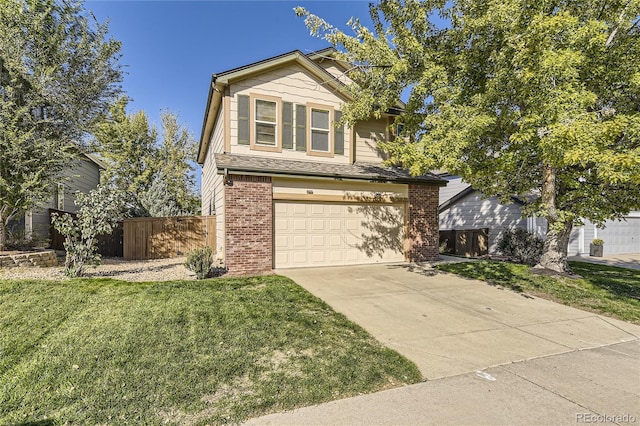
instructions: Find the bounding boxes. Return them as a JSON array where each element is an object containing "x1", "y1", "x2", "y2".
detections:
[
  {"x1": 246, "y1": 263, "x2": 640, "y2": 425},
  {"x1": 279, "y1": 263, "x2": 639, "y2": 379}
]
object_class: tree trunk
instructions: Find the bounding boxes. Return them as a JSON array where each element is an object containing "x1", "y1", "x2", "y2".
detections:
[
  {"x1": 537, "y1": 220, "x2": 573, "y2": 273},
  {"x1": 0, "y1": 216, "x2": 6, "y2": 252},
  {"x1": 535, "y1": 163, "x2": 573, "y2": 273}
]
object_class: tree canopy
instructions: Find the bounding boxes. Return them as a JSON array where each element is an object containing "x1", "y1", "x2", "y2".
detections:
[
  {"x1": 92, "y1": 97, "x2": 199, "y2": 217},
  {"x1": 0, "y1": 0, "x2": 122, "y2": 250},
  {"x1": 297, "y1": 0, "x2": 640, "y2": 272}
]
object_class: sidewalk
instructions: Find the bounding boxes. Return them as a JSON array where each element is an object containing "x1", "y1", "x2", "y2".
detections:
[
  {"x1": 246, "y1": 341, "x2": 640, "y2": 425},
  {"x1": 247, "y1": 262, "x2": 640, "y2": 425}
]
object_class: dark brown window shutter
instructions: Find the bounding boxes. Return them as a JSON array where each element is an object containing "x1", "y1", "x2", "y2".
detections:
[{"x1": 237, "y1": 95, "x2": 250, "y2": 145}]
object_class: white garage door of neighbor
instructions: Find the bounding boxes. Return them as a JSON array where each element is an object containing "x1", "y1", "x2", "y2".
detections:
[
  {"x1": 274, "y1": 201, "x2": 405, "y2": 268},
  {"x1": 599, "y1": 217, "x2": 640, "y2": 255}
]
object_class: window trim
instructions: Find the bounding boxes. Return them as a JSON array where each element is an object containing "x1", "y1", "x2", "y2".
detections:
[
  {"x1": 306, "y1": 102, "x2": 334, "y2": 158},
  {"x1": 249, "y1": 93, "x2": 282, "y2": 152}
]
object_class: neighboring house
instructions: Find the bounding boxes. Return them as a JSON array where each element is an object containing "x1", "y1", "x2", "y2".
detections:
[
  {"x1": 198, "y1": 48, "x2": 446, "y2": 276},
  {"x1": 11, "y1": 153, "x2": 105, "y2": 242},
  {"x1": 439, "y1": 175, "x2": 640, "y2": 255},
  {"x1": 567, "y1": 214, "x2": 640, "y2": 256}
]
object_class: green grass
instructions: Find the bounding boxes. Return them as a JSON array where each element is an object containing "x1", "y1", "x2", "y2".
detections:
[
  {"x1": 436, "y1": 261, "x2": 640, "y2": 324},
  {"x1": 0, "y1": 276, "x2": 421, "y2": 425}
]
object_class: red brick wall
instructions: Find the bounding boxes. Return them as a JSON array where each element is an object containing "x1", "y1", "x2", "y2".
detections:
[
  {"x1": 407, "y1": 184, "x2": 440, "y2": 261},
  {"x1": 224, "y1": 175, "x2": 273, "y2": 276}
]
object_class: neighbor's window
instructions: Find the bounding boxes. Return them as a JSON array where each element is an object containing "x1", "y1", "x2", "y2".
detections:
[
  {"x1": 255, "y1": 99, "x2": 277, "y2": 146},
  {"x1": 310, "y1": 108, "x2": 330, "y2": 152}
]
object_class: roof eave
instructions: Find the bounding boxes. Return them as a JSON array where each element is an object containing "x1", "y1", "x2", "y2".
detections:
[
  {"x1": 197, "y1": 77, "x2": 225, "y2": 165},
  {"x1": 216, "y1": 165, "x2": 446, "y2": 186}
]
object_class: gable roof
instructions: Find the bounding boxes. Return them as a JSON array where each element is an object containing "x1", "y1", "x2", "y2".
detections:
[
  {"x1": 198, "y1": 49, "x2": 354, "y2": 164},
  {"x1": 214, "y1": 153, "x2": 447, "y2": 186},
  {"x1": 438, "y1": 184, "x2": 529, "y2": 213},
  {"x1": 83, "y1": 153, "x2": 107, "y2": 170},
  {"x1": 306, "y1": 47, "x2": 353, "y2": 73}
]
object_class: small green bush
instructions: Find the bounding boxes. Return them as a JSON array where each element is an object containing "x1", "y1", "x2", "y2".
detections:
[
  {"x1": 185, "y1": 246, "x2": 213, "y2": 279},
  {"x1": 497, "y1": 228, "x2": 544, "y2": 265},
  {"x1": 592, "y1": 238, "x2": 604, "y2": 246}
]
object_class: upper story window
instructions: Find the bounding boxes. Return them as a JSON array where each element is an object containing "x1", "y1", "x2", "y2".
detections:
[
  {"x1": 255, "y1": 99, "x2": 277, "y2": 146},
  {"x1": 310, "y1": 108, "x2": 330, "y2": 152},
  {"x1": 237, "y1": 93, "x2": 282, "y2": 152}
]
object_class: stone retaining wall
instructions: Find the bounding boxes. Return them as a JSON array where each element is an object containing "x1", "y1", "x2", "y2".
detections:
[{"x1": 0, "y1": 251, "x2": 58, "y2": 268}]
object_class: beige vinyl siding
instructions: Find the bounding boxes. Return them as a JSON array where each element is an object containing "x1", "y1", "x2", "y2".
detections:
[
  {"x1": 30, "y1": 156, "x2": 102, "y2": 238},
  {"x1": 354, "y1": 118, "x2": 388, "y2": 164},
  {"x1": 228, "y1": 64, "x2": 350, "y2": 163},
  {"x1": 439, "y1": 190, "x2": 527, "y2": 253},
  {"x1": 201, "y1": 106, "x2": 226, "y2": 258},
  {"x1": 314, "y1": 62, "x2": 352, "y2": 85}
]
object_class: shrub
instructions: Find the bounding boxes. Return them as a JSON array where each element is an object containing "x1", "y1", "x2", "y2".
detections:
[
  {"x1": 5, "y1": 228, "x2": 48, "y2": 251},
  {"x1": 592, "y1": 238, "x2": 604, "y2": 246},
  {"x1": 497, "y1": 228, "x2": 544, "y2": 265},
  {"x1": 51, "y1": 186, "x2": 124, "y2": 277},
  {"x1": 185, "y1": 246, "x2": 213, "y2": 279}
]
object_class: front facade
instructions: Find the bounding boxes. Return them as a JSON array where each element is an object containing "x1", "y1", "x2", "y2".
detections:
[{"x1": 198, "y1": 49, "x2": 445, "y2": 276}]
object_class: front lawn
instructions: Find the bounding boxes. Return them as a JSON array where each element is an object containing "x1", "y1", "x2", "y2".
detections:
[
  {"x1": 0, "y1": 275, "x2": 421, "y2": 424},
  {"x1": 436, "y1": 261, "x2": 640, "y2": 324}
]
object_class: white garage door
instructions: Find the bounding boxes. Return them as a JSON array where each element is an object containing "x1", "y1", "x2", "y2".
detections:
[
  {"x1": 599, "y1": 217, "x2": 640, "y2": 255},
  {"x1": 274, "y1": 201, "x2": 405, "y2": 268}
]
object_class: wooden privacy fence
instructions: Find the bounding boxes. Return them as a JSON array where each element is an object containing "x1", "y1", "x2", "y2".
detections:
[
  {"x1": 49, "y1": 209, "x2": 124, "y2": 257},
  {"x1": 439, "y1": 228, "x2": 489, "y2": 258},
  {"x1": 123, "y1": 216, "x2": 216, "y2": 260}
]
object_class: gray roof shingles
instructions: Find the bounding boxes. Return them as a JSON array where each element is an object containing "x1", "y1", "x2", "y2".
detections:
[{"x1": 214, "y1": 153, "x2": 446, "y2": 185}]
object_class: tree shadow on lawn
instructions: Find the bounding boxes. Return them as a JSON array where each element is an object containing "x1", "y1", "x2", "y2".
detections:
[
  {"x1": 439, "y1": 260, "x2": 540, "y2": 292},
  {"x1": 569, "y1": 261, "x2": 640, "y2": 301}
]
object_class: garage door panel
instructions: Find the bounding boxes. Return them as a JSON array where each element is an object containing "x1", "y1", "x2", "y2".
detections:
[
  {"x1": 328, "y1": 235, "x2": 342, "y2": 247},
  {"x1": 329, "y1": 251, "x2": 343, "y2": 262},
  {"x1": 293, "y1": 204, "x2": 307, "y2": 215},
  {"x1": 292, "y1": 235, "x2": 307, "y2": 248},
  {"x1": 599, "y1": 218, "x2": 640, "y2": 254},
  {"x1": 274, "y1": 218, "x2": 289, "y2": 231},
  {"x1": 329, "y1": 219, "x2": 341, "y2": 231},
  {"x1": 275, "y1": 251, "x2": 289, "y2": 265},
  {"x1": 274, "y1": 203, "x2": 289, "y2": 214},
  {"x1": 292, "y1": 251, "x2": 308, "y2": 265},
  {"x1": 292, "y1": 219, "x2": 307, "y2": 231},
  {"x1": 275, "y1": 201, "x2": 405, "y2": 268},
  {"x1": 345, "y1": 219, "x2": 359, "y2": 231},
  {"x1": 311, "y1": 251, "x2": 326, "y2": 263},
  {"x1": 311, "y1": 205, "x2": 326, "y2": 215},
  {"x1": 274, "y1": 235, "x2": 289, "y2": 249}
]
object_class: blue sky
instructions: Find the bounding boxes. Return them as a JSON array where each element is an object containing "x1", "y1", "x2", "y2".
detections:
[{"x1": 86, "y1": 1, "x2": 376, "y2": 188}]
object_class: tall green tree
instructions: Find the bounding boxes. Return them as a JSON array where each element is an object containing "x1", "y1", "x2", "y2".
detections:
[
  {"x1": 93, "y1": 96, "x2": 158, "y2": 204},
  {"x1": 297, "y1": 0, "x2": 640, "y2": 272},
  {"x1": 0, "y1": 0, "x2": 121, "y2": 250},
  {"x1": 156, "y1": 111, "x2": 199, "y2": 215},
  {"x1": 93, "y1": 99, "x2": 199, "y2": 216}
]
